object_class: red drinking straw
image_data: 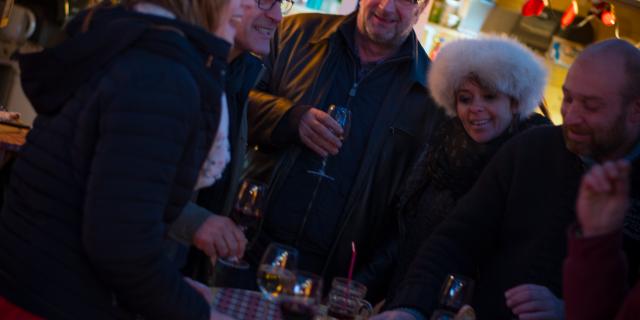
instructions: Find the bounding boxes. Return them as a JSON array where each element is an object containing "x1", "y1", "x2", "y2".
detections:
[{"x1": 348, "y1": 241, "x2": 356, "y2": 281}]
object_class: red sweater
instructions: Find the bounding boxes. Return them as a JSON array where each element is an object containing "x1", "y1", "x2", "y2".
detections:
[{"x1": 563, "y1": 226, "x2": 640, "y2": 320}]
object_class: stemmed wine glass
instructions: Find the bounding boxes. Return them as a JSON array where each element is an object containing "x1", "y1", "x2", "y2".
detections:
[
  {"x1": 216, "y1": 179, "x2": 267, "y2": 269},
  {"x1": 256, "y1": 243, "x2": 299, "y2": 302},
  {"x1": 279, "y1": 271, "x2": 323, "y2": 320},
  {"x1": 430, "y1": 273, "x2": 475, "y2": 320},
  {"x1": 307, "y1": 104, "x2": 351, "y2": 181}
]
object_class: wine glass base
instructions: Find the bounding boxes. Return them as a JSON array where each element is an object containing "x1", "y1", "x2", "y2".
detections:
[
  {"x1": 217, "y1": 257, "x2": 250, "y2": 270},
  {"x1": 306, "y1": 169, "x2": 335, "y2": 181}
]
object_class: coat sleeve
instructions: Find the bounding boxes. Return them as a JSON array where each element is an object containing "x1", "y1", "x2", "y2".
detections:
[
  {"x1": 247, "y1": 28, "x2": 310, "y2": 148},
  {"x1": 81, "y1": 59, "x2": 210, "y2": 320},
  {"x1": 386, "y1": 139, "x2": 517, "y2": 316},
  {"x1": 563, "y1": 227, "x2": 628, "y2": 320}
]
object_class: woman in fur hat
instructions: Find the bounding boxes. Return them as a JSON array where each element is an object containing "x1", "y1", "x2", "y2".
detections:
[{"x1": 385, "y1": 36, "x2": 551, "y2": 304}]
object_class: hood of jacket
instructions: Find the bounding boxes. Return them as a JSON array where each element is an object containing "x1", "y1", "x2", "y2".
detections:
[{"x1": 18, "y1": 4, "x2": 230, "y2": 116}]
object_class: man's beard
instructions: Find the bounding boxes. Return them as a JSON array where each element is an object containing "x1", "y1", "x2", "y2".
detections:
[
  {"x1": 362, "y1": 12, "x2": 412, "y2": 48},
  {"x1": 563, "y1": 111, "x2": 628, "y2": 160}
]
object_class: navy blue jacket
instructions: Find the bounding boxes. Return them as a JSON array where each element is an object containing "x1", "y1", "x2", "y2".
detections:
[{"x1": 0, "y1": 5, "x2": 227, "y2": 319}]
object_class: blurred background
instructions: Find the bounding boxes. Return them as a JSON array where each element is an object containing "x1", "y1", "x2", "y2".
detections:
[{"x1": 0, "y1": 0, "x2": 638, "y2": 125}]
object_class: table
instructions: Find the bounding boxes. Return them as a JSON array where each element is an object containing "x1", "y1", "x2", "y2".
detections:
[{"x1": 211, "y1": 287, "x2": 283, "y2": 320}]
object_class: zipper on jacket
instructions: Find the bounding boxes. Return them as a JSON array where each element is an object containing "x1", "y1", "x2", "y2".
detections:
[{"x1": 344, "y1": 54, "x2": 409, "y2": 107}]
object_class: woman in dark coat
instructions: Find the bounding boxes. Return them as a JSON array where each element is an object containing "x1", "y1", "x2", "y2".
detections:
[
  {"x1": 0, "y1": 1, "x2": 240, "y2": 319},
  {"x1": 387, "y1": 36, "x2": 551, "y2": 303}
]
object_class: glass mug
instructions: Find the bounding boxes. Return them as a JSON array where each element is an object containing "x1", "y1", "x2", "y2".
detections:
[{"x1": 327, "y1": 277, "x2": 373, "y2": 320}]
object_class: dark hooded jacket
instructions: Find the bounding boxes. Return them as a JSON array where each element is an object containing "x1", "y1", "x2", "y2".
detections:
[{"x1": 0, "y1": 5, "x2": 227, "y2": 320}]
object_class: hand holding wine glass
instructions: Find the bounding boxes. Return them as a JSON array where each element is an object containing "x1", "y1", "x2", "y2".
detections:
[
  {"x1": 299, "y1": 107, "x2": 344, "y2": 157},
  {"x1": 216, "y1": 179, "x2": 267, "y2": 269},
  {"x1": 307, "y1": 105, "x2": 352, "y2": 180}
]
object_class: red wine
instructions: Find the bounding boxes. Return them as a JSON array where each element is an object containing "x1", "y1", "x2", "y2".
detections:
[
  {"x1": 233, "y1": 208, "x2": 261, "y2": 230},
  {"x1": 280, "y1": 298, "x2": 315, "y2": 320}
]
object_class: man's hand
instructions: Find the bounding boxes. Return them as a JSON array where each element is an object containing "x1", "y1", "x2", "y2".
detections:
[
  {"x1": 505, "y1": 284, "x2": 564, "y2": 319},
  {"x1": 370, "y1": 310, "x2": 417, "y2": 320},
  {"x1": 577, "y1": 160, "x2": 631, "y2": 237},
  {"x1": 184, "y1": 277, "x2": 214, "y2": 304},
  {"x1": 299, "y1": 108, "x2": 343, "y2": 157},
  {"x1": 193, "y1": 215, "x2": 247, "y2": 261}
]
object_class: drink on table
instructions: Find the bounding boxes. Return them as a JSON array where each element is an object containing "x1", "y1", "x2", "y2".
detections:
[
  {"x1": 326, "y1": 277, "x2": 372, "y2": 320},
  {"x1": 256, "y1": 243, "x2": 299, "y2": 302},
  {"x1": 279, "y1": 271, "x2": 323, "y2": 320}
]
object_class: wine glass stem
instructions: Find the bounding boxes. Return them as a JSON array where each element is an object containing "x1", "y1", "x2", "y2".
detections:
[{"x1": 320, "y1": 157, "x2": 328, "y2": 172}]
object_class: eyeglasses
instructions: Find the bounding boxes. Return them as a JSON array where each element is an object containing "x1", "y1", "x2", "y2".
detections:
[{"x1": 256, "y1": 0, "x2": 295, "y2": 14}]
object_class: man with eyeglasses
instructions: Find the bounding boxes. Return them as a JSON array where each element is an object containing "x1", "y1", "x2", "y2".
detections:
[
  {"x1": 172, "y1": 0, "x2": 286, "y2": 284},
  {"x1": 242, "y1": 0, "x2": 445, "y2": 302}
]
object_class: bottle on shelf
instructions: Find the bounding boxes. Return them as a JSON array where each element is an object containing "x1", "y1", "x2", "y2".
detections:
[{"x1": 428, "y1": 0, "x2": 446, "y2": 24}]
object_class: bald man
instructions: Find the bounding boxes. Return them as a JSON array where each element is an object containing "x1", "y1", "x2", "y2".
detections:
[{"x1": 375, "y1": 39, "x2": 640, "y2": 320}]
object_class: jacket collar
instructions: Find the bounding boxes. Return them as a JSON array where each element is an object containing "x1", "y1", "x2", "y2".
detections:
[{"x1": 309, "y1": 12, "x2": 428, "y2": 88}]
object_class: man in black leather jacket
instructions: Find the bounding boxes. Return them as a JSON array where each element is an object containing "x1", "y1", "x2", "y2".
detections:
[{"x1": 243, "y1": 0, "x2": 445, "y2": 302}]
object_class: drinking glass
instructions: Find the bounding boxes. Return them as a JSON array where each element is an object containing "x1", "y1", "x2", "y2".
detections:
[
  {"x1": 256, "y1": 243, "x2": 299, "y2": 302},
  {"x1": 217, "y1": 179, "x2": 267, "y2": 269},
  {"x1": 430, "y1": 273, "x2": 475, "y2": 320},
  {"x1": 327, "y1": 277, "x2": 373, "y2": 320},
  {"x1": 307, "y1": 104, "x2": 351, "y2": 181},
  {"x1": 279, "y1": 271, "x2": 323, "y2": 320}
]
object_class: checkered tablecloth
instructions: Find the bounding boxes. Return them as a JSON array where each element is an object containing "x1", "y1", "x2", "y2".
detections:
[{"x1": 212, "y1": 288, "x2": 282, "y2": 320}]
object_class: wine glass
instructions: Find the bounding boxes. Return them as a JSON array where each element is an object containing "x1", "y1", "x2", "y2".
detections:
[
  {"x1": 279, "y1": 271, "x2": 323, "y2": 320},
  {"x1": 216, "y1": 179, "x2": 267, "y2": 269},
  {"x1": 256, "y1": 243, "x2": 299, "y2": 302},
  {"x1": 430, "y1": 273, "x2": 475, "y2": 320},
  {"x1": 307, "y1": 104, "x2": 352, "y2": 181}
]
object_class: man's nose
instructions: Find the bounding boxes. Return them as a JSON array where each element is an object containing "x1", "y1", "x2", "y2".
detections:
[
  {"x1": 268, "y1": 2, "x2": 283, "y2": 22},
  {"x1": 378, "y1": 0, "x2": 397, "y2": 12}
]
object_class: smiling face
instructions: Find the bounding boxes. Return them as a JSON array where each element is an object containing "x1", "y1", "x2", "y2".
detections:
[
  {"x1": 561, "y1": 52, "x2": 639, "y2": 161},
  {"x1": 455, "y1": 80, "x2": 516, "y2": 143},
  {"x1": 232, "y1": 0, "x2": 282, "y2": 56},
  {"x1": 215, "y1": 0, "x2": 243, "y2": 44},
  {"x1": 356, "y1": 0, "x2": 425, "y2": 48}
]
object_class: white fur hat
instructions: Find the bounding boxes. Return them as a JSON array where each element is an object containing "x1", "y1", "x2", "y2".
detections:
[{"x1": 428, "y1": 35, "x2": 548, "y2": 119}]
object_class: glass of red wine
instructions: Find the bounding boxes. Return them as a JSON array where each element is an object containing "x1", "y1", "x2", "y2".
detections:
[
  {"x1": 307, "y1": 104, "x2": 351, "y2": 181},
  {"x1": 279, "y1": 271, "x2": 323, "y2": 320},
  {"x1": 216, "y1": 179, "x2": 267, "y2": 269}
]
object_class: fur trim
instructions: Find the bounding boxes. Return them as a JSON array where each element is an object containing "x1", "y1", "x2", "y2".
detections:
[{"x1": 428, "y1": 35, "x2": 548, "y2": 119}]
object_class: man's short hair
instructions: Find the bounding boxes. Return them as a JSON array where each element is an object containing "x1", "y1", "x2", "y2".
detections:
[{"x1": 583, "y1": 39, "x2": 640, "y2": 107}]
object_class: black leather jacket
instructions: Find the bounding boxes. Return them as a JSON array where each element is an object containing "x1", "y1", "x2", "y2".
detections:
[{"x1": 244, "y1": 12, "x2": 445, "y2": 302}]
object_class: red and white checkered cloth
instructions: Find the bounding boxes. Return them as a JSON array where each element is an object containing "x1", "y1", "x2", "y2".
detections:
[{"x1": 212, "y1": 288, "x2": 283, "y2": 320}]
